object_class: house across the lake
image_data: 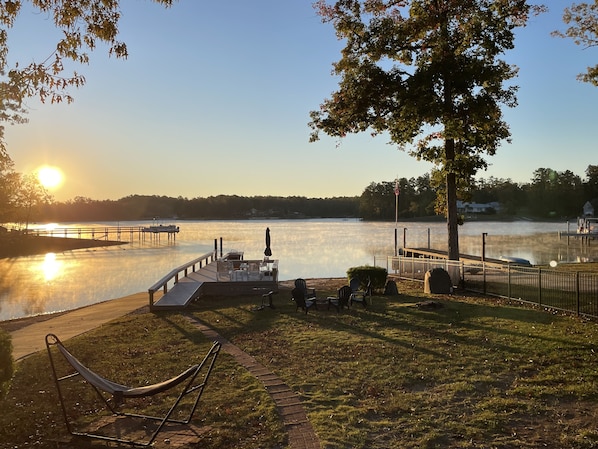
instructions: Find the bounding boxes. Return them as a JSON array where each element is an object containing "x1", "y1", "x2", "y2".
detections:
[
  {"x1": 457, "y1": 201, "x2": 501, "y2": 216},
  {"x1": 582, "y1": 201, "x2": 595, "y2": 218}
]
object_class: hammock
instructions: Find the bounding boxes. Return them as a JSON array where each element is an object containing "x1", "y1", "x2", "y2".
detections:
[{"x1": 45, "y1": 333, "x2": 221, "y2": 446}]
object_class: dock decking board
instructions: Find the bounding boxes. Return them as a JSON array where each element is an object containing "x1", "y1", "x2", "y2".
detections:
[
  {"x1": 403, "y1": 247, "x2": 505, "y2": 265},
  {"x1": 152, "y1": 280, "x2": 204, "y2": 309}
]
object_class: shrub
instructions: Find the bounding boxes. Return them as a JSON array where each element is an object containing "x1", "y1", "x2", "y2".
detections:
[
  {"x1": 0, "y1": 328, "x2": 13, "y2": 399},
  {"x1": 346, "y1": 266, "x2": 388, "y2": 291}
]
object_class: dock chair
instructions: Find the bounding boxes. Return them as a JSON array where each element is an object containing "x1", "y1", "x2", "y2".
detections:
[
  {"x1": 45, "y1": 333, "x2": 221, "y2": 447},
  {"x1": 295, "y1": 278, "x2": 316, "y2": 301},
  {"x1": 292, "y1": 287, "x2": 316, "y2": 314},
  {"x1": 350, "y1": 277, "x2": 371, "y2": 308},
  {"x1": 327, "y1": 285, "x2": 352, "y2": 312}
]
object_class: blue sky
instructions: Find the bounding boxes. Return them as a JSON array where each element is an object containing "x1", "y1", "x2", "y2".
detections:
[{"x1": 5, "y1": 1, "x2": 598, "y2": 202}]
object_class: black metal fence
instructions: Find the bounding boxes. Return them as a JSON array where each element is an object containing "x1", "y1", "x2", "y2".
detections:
[{"x1": 385, "y1": 255, "x2": 598, "y2": 319}]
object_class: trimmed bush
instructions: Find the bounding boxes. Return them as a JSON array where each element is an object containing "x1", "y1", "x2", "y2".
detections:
[
  {"x1": 0, "y1": 328, "x2": 13, "y2": 399},
  {"x1": 346, "y1": 266, "x2": 388, "y2": 292}
]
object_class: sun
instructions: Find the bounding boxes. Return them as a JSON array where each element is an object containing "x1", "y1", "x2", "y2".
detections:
[{"x1": 37, "y1": 165, "x2": 64, "y2": 190}]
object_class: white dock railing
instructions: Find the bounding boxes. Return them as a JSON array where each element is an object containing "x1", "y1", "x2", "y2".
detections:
[{"x1": 148, "y1": 252, "x2": 216, "y2": 308}]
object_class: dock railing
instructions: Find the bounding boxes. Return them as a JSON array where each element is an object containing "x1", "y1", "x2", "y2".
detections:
[
  {"x1": 16, "y1": 225, "x2": 178, "y2": 241},
  {"x1": 148, "y1": 251, "x2": 216, "y2": 308},
  {"x1": 216, "y1": 258, "x2": 278, "y2": 282}
]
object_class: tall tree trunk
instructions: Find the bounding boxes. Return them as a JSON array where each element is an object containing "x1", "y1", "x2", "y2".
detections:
[
  {"x1": 441, "y1": 31, "x2": 460, "y2": 261},
  {"x1": 445, "y1": 138, "x2": 460, "y2": 261}
]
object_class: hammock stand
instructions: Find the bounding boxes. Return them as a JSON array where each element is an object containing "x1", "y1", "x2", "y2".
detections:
[{"x1": 45, "y1": 333, "x2": 221, "y2": 447}]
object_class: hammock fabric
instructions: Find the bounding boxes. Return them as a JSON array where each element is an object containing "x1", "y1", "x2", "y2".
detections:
[
  {"x1": 45, "y1": 333, "x2": 221, "y2": 446},
  {"x1": 55, "y1": 341, "x2": 201, "y2": 401}
]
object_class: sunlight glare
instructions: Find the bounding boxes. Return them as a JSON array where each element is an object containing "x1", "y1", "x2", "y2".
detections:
[
  {"x1": 37, "y1": 165, "x2": 64, "y2": 190},
  {"x1": 41, "y1": 223, "x2": 59, "y2": 231},
  {"x1": 42, "y1": 253, "x2": 61, "y2": 281}
]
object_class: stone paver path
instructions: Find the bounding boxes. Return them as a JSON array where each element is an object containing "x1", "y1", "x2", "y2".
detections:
[{"x1": 185, "y1": 316, "x2": 321, "y2": 449}]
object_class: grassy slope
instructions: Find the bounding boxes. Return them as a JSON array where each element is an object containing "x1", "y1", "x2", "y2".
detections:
[{"x1": 2, "y1": 280, "x2": 598, "y2": 448}]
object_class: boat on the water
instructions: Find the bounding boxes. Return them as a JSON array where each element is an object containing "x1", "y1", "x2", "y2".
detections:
[
  {"x1": 499, "y1": 256, "x2": 531, "y2": 266},
  {"x1": 141, "y1": 224, "x2": 180, "y2": 234}
]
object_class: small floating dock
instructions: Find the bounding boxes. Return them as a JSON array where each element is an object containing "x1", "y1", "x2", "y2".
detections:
[{"x1": 149, "y1": 251, "x2": 279, "y2": 310}]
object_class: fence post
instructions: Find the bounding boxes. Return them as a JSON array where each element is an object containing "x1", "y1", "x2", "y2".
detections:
[
  {"x1": 483, "y1": 261, "x2": 486, "y2": 294},
  {"x1": 538, "y1": 267, "x2": 542, "y2": 307},
  {"x1": 507, "y1": 264, "x2": 511, "y2": 299},
  {"x1": 575, "y1": 271, "x2": 581, "y2": 315}
]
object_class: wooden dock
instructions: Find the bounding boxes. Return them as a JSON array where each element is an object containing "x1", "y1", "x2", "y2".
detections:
[
  {"x1": 559, "y1": 231, "x2": 596, "y2": 244},
  {"x1": 151, "y1": 279, "x2": 205, "y2": 308},
  {"x1": 401, "y1": 247, "x2": 514, "y2": 265},
  {"x1": 22, "y1": 224, "x2": 179, "y2": 241},
  {"x1": 149, "y1": 253, "x2": 279, "y2": 310}
]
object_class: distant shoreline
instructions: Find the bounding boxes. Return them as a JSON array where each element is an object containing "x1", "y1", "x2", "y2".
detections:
[{"x1": 0, "y1": 234, "x2": 125, "y2": 259}]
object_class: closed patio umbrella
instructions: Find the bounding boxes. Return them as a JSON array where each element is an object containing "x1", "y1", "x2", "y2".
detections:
[{"x1": 264, "y1": 227, "x2": 272, "y2": 257}]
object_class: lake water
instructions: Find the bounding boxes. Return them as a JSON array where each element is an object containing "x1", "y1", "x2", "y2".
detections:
[{"x1": 0, "y1": 219, "x2": 592, "y2": 321}]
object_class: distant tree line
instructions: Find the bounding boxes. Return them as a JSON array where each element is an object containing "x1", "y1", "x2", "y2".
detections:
[
  {"x1": 360, "y1": 166, "x2": 598, "y2": 221},
  {"x1": 2, "y1": 165, "x2": 598, "y2": 225},
  {"x1": 34, "y1": 195, "x2": 360, "y2": 222}
]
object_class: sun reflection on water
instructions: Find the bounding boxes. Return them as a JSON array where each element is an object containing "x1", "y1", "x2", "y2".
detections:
[
  {"x1": 41, "y1": 223, "x2": 59, "y2": 231},
  {"x1": 42, "y1": 253, "x2": 61, "y2": 281}
]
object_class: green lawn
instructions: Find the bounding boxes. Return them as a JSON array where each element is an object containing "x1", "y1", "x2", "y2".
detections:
[{"x1": 2, "y1": 279, "x2": 598, "y2": 448}]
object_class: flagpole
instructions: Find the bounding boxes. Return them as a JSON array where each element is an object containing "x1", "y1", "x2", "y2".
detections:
[{"x1": 394, "y1": 179, "x2": 399, "y2": 256}]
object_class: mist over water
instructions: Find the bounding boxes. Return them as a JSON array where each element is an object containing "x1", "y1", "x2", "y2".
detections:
[{"x1": 0, "y1": 219, "x2": 592, "y2": 321}]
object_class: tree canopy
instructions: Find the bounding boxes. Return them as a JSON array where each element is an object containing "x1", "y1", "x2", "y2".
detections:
[
  {"x1": 0, "y1": 1, "x2": 174, "y2": 221},
  {"x1": 309, "y1": 0, "x2": 543, "y2": 259},
  {"x1": 554, "y1": 2, "x2": 598, "y2": 86},
  {"x1": 0, "y1": 0, "x2": 174, "y2": 157}
]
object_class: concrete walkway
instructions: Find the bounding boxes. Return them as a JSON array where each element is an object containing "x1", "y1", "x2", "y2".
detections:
[
  {"x1": 7, "y1": 293, "x2": 321, "y2": 449},
  {"x1": 9, "y1": 292, "x2": 149, "y2": 361}
]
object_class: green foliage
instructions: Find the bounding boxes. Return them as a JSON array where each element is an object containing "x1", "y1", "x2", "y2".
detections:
[
  {"x1": 311, "y1": 0, "x2": 543, "y2": 260},
  {"x1": 0, "y1": 1, "x2": 175, "y2": 157},
  {"x1": 310, "y1": 0, "x2": 536, "y2": 169},
  {"x1": 34, "y1": 194, "x2": 360, "y2": 222},
  {"x1": 359, "y1": 175, "x2": 437, "y2": 220},
  {"x1": 0, "y1": 328, "x2": 13, "y2": 400},
  {"x1": 524, "y1": 168, "x2": 586, "y2": 218},
  {"x1": 554, "y1": 2, "x2": 598, "y2": 86},
  {"x1": 346, "y1": 265, "x2": 387, "y2": 291}
]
